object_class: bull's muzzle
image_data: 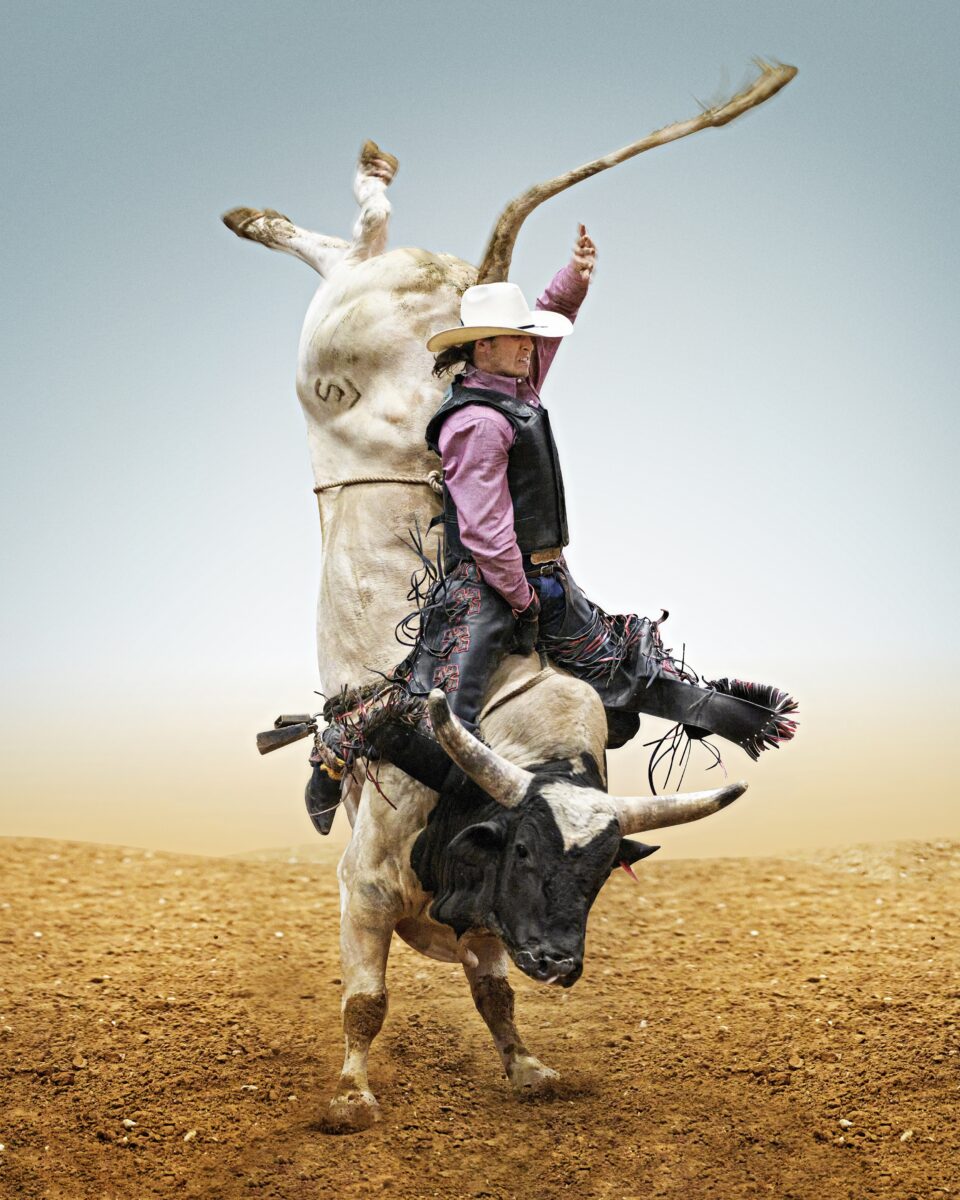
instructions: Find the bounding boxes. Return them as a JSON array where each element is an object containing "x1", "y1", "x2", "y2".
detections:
[{"x1": 515, "y1": 948, "x2": 582, "y2": 988}]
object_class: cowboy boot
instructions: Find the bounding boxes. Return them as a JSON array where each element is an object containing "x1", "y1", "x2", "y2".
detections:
[
  {"x1": 538, "y1": 566, "x2": 798, "y2": 761},
  {"x1": 304, "y1": 729, "x2": 347, "y2": 836}
]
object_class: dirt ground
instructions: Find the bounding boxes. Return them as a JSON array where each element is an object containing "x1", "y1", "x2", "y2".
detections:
[{"x1": 1, "y1": 834, "x2": 957, "y2": 1200}]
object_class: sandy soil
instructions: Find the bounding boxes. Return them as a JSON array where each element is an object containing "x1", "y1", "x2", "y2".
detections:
[{"x1": 1, "y1": 833, "x2": 957, "y2": 1199}]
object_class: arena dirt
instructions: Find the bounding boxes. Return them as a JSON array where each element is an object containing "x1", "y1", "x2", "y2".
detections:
[{"x1": 1, "y1": 834, "x2": 957, "y2": 1199}]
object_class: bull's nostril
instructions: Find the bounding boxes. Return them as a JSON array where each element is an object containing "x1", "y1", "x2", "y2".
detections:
[{"x1": 515, "y1": 948, "x2": 576, "y2": 983}]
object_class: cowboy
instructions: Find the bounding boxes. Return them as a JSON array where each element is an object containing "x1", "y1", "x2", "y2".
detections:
[
  {"x1": 306, "y1": 228, "x2": 796, "y2": 831},
  {"x1": 414, "y1": 224, "x2": 597, "y2": 725}
]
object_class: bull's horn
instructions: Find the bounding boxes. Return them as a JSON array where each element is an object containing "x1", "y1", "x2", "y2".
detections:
[
  {"x1": 612, "y1": 782, "x2": 747, "y2": 836},
  {"x1": 477, "y1": 59, "x2": 797, "y2": 283},
  {"x1": 428, "y1": 690, "x2": 532, "y2": 809}
]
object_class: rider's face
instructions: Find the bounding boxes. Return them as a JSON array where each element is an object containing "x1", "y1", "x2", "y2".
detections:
[{"x1": 474, "y1": 334, "x2": 535, "y2": 379}]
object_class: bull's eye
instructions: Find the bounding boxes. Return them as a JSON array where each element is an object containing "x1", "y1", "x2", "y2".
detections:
[{"x1": 515, "y1": 843, "x2": 529, "y2": 861}]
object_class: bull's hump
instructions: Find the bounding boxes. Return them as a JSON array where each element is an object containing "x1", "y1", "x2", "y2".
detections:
[{"x1": 538, "y1": 781, "x2": 618, "y2": 852}]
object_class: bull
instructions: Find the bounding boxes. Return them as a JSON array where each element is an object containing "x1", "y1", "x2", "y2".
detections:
[
  {"x1": 320, "y1": 660, "x2": 745, "y2": 1132},
  {"x1": 223, "y1": 60, "x2": 796, "y2": 1132}
]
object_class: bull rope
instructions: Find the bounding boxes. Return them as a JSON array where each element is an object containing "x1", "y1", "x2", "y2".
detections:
[
  {"x1": 478, "y1": 667, "x2": 555, "y2": 723},
  {"x1": 313, "y1": 471, "x2": 443, "y2": 496}
]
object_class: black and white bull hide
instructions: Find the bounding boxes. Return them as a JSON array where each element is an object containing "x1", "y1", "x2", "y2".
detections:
[
  {"x1": 418, "y1": 689, "x2": 742, "y2": 990},
  {"x1": 329, "y1": 666, "x2": 745, "y2": 1133},
  {"x1": 223, "y1": 61, "x2": 795, "y2": 1133}
]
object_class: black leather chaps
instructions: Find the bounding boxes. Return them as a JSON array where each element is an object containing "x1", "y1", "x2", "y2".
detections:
[{"x1": 392, "y1": 559, "x2": 797, "y2": 761}]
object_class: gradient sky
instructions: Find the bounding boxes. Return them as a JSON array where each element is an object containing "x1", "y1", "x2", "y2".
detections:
[{"x1": 2, "y1": 1, "x2": 957, "y2": 858}]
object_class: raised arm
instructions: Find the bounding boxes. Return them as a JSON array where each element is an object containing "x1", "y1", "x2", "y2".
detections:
[{"x1": 532, "y1": 224, "x2": 597, "y2": 389}]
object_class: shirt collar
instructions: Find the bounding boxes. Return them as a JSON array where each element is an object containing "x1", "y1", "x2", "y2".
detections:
[{"x1": 461, "y1": 365, "x2": 540, "y2": 402}]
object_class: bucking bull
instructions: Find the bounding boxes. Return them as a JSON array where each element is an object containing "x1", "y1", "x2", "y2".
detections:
[{"x1": 225, "y1": 60, "x2": 797, "y2": 1132}]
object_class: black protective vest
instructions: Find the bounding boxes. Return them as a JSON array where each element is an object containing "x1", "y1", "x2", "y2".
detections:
[{"x1": 425, "y1": 382, "x2": 569, "y2": 568}]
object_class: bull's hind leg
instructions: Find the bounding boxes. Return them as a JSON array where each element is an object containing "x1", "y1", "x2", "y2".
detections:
[
  {"x1": 222, "y1": 140, "x2": 396, "y2": 276},
  {"x1": 346, "y1": 140, "x2": 398, "y2": 262},
  {"x1": 464, "y1": 939, "x2": 559, "y2": 1096},
  {"x1": 323, "y1": 857, "x2": 399, "y2": 1133},
  {"x1": 222, "y1": 207, "x2": 349, "y2": 277}
]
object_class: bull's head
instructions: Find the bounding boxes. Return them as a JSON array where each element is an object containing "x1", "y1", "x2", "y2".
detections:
[{"x1": 427, "y1": 690, "x2": 745, "y2": 988}]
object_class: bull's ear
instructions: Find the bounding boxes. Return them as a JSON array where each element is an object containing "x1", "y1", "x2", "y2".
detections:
[
  {"x1": 618, "y1": 839, "x2": 659, "y2": 868},
  {"x1": 431, "y1": 821, "x2": 506, "y2": 938},
  {"x1": 447, "y1": 820, "x2": 506, "y2": 860}
]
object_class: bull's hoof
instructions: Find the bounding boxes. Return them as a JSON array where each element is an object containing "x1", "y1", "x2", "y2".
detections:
[
  {"x1": 508, "y1": 1055, "x2": 560, "y2": 1096},
  {"x1": 221, "y1": 207, "x2": 296, "y2": 245},
  {"x1": 359, "y1": 140, "x2": 398, "y2": 184},
  {"x1": 322, "y1": 1088, "x2": 381, "y2": 1134}
]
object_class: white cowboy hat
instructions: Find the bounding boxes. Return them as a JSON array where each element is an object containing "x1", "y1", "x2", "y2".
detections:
[{"x1": 426, "y1": 282, "x2": 573, "y2": 353}]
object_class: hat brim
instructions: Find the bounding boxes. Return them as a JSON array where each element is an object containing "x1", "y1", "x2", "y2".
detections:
[{"x1": 426, "y1": 311, "x2": 573, "y2": 353}]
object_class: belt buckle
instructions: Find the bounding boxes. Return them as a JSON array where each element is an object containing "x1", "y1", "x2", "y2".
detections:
[{"x1": 529, "y1": 547, "x2": 562, "y2": 566}]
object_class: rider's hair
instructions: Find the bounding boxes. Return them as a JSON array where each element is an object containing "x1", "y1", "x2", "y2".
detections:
[{"x1": 431, "y1": 341, "x2": 476, "y2": 379}]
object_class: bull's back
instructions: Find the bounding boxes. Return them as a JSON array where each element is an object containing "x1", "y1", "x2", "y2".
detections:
[{"x1": 482, "y1": 658, "x2": 609, "y2": 779}]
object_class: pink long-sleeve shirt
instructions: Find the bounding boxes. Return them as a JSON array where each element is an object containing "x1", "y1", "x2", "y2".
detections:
[{"x1": 437, "y1": 264, "x2": 588, "y2": 610}]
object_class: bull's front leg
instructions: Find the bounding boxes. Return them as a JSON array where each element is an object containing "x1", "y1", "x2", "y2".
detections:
[
  {"x1": 323, "y1": 856, "x2": 400, "y2": 1134},
  {"x1": 463, "y1": 938, "x2": 559, "y2": 1096}
]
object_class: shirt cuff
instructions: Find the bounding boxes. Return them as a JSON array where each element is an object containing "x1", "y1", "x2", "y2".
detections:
[{"x1": 538, "y1": 262, "x2": 588, "y2": 315}]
